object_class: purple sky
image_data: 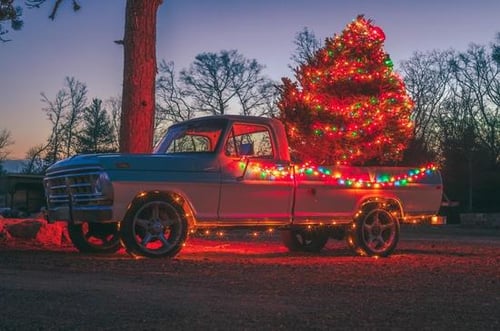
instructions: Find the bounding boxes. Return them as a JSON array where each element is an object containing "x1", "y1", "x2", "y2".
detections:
[{"x1": 1, "y1": 0, "x2": 499, "y2": 159}]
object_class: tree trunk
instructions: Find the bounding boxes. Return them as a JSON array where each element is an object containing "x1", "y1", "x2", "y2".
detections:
[{"x1": 120, "y1": 0, "x2": 163, "y2": 153}]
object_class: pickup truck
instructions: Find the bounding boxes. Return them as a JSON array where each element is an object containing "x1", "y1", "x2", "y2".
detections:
[{"x1": 44, "y1": 115, "x2": 443, "y2": 258}]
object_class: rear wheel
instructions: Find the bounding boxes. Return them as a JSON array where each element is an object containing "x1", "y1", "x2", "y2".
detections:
[
  {"x1": 67, "y1": 223, "x2": 121, "y2": 254},
  {"x1": 120, "y1": 195, "x2": 188, "y2": 258},
  {"x1": 281, "y1": 228, "x2": 328, "y2": 252},
  {"x1": 347, "y1": 206, "x2": 399, "y2": 257}
]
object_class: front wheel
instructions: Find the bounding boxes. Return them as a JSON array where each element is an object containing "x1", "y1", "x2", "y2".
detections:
[
  {"x1": 281, "y1": 228, "x2": 328, "y2": 252},
  {"x1": 67, "y1": 223, "x2": 121, "y2": 254},
  {"x1": 120, "y1": 195, "x2": 188, "y2": 258},
  {"x1": 347, "y1": 207, "x2": 399, "y2": 257}
]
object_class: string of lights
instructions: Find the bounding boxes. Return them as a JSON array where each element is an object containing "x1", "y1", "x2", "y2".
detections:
[{"x1": 240, "y1": 160, "x2": 437, "y2": 188}]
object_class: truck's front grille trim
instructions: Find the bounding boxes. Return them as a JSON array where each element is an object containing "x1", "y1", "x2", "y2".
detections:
[{"x1": 44, "y1": 167, "x2": 110, "y2": 208}]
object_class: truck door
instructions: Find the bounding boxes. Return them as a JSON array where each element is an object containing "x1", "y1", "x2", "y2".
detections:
[{"x1": 218, "y1": 122, "x2": 294, "y2": 225}]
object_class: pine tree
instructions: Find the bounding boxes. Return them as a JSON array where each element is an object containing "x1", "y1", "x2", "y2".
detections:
[
  {"x1": 279, "y1": 15, "x2": 414, "y2": 165},
  {"x1": 76, "y1": 98, "x2": 117, "y2": 154}
]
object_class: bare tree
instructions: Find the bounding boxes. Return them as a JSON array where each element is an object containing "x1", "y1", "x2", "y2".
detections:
[
  {"x1": 240, "y1": 81, "x2": 280, "y2": 118},
  {"x1": 180, "y1": 50, "x2": 239, "y2": 115},
  {"x1": 289, "y1": 27, "x2": 321, "y2": 69},
  {"x1": 492, "y1": 31, "x2": 500, "y2": 65},
  {"x1": 399, "y1": 50, "x2": 454, "y2": 156},
  {"x1": 0, "y1": 128, "x2": 13, "y2": 174},
  {"x1": 21, "y1": 144, "x2": 48, "y2": 174},
  {"x1": 41, "y1": 88, "x2": 68, "y2": 164},
  {"x1": 232, "y1": 62, "x2": 279, "y2": 117},
  {"x1": 450, "y1": 44, "x2": 500, "y2": 167},
  {"x1": 156, "y1": 61, "x2": 195, "y2": 126},
  {"x1": 41, "y1": 76, "x2": 87, "y2": 163},
  {"x1": 0, "y1": 128, "x2": 13, "y2": 161},
  {"x1": 62, "y1": 76, "x2": 87, "y2": 156},
  {"x1": 180, "y1": 49, "x2": 276, "y2": 116}
]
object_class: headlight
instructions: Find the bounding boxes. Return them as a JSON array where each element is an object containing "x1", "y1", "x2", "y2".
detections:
[{"x1": 94, "y1": 172, "x2": 113, "y2": 199}]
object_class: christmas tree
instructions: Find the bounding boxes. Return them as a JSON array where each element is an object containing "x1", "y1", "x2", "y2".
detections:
[{"x1": 279, "y1": 15, "x2": 414, "y2": 165}]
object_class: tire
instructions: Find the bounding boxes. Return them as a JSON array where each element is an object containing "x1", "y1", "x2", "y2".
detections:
[
  {"x1": 120, "y1": 195, "x2": 188, "y2": 258},
  {"x1": 67, "y1": 223, "x2": 121, "y2": 254},
  {"x1": 281, "y1": 228, "x2": 328, "y2": 253},
  {"x1": 346, "y1": 206, "x2": 399, "y2": 257}
]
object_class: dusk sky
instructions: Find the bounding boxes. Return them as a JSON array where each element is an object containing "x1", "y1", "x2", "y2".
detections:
[{"x1": 1, "y1": 0, "x2": 499, "y2": 159}]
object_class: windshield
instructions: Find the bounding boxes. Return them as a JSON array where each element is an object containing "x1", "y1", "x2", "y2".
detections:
[{"x1": 153, "y1": 119, "x2": 226, "y2": 154}]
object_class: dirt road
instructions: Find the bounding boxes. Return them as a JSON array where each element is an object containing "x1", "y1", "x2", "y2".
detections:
[{"x1": 1, "y1": 225, "x2": 499, "y2": 330}]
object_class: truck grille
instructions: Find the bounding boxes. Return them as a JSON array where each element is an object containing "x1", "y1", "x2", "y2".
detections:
[{"x1": 44, "y1": 167, "x2": 111, "y2": 208}]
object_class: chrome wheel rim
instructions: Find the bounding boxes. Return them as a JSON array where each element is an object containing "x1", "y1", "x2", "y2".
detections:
[
  {"x1": 132, "y1": 201, "x2": 183, "y2": 255},
  {"x1": 361, "y1": 209, "x2": 397, "y2": 254}
]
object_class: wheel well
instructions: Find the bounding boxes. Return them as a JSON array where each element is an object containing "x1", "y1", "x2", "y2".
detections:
[
  {"x1": 127, "y1": 190, "x2": 195, "y2": 229},
  {"x1": 356, "y1": 198, "x2": 403, "y2": 221}
]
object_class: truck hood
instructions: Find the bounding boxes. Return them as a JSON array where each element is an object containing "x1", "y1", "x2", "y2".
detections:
[{"x1": 46, "y1": 153, "x2": 219, "y2": 174}]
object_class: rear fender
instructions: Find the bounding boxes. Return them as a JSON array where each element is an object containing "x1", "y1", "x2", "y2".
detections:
[{"x1": 355, "y1": 197, "x2": 403, "y2": 221}]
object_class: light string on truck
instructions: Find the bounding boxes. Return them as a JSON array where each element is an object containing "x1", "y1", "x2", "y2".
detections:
[{"x1": 239, "y1": 161, "x2": 437, "y2": 188}]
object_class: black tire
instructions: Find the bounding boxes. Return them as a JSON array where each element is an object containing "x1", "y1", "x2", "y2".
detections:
[
  {"x1": 281, "y1": 228, "x2": 328, "y2": 252},
  {"x1": 346, "y1": 206, "x2": 399, "y2": 257},
  {"x1": 120, "y1": 195, "x2": 188, "y2": 258},
  {"x1": 67, "y1": 223, "x2": 121, "y2": 254}
]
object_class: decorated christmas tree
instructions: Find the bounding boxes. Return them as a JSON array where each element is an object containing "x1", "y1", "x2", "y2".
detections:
[{"x1": 279, "y1": 15, "x2": 414, "y2": 165}]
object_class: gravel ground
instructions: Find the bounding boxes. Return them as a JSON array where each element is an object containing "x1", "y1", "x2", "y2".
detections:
[{"x1": 1, "y1": 224, "x2": 499, "y2": 330}]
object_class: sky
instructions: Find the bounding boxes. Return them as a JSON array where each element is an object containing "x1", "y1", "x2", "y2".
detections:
[{"x1": 1, "y1": 0, "x2": 499, "y2": 159}]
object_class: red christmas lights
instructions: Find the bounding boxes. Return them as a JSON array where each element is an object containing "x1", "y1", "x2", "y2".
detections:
[{"x1": 279, "y1": 15, "x2": 414, "y2": 165}]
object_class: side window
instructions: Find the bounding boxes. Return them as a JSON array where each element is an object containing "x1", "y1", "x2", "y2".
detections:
[
  {"x1": 225, "y1": 123, "x2": 274, "y2": 158},
  {"x1": 166, "y1": 135, "x2": 210, "y2": 153}
]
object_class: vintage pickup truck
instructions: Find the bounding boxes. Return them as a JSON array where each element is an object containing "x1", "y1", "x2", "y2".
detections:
[{"x1": 44, "y1": 115, "x2": 442, "y2": 258}]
